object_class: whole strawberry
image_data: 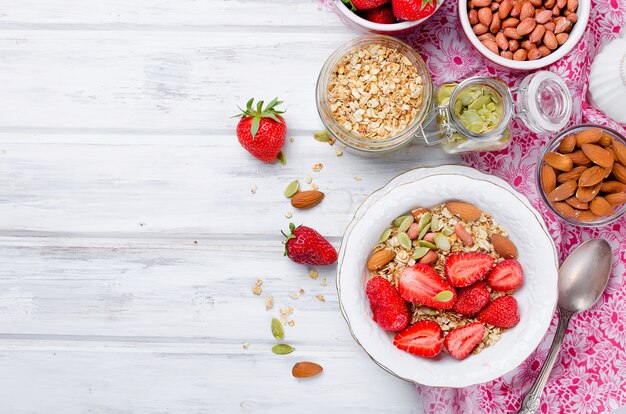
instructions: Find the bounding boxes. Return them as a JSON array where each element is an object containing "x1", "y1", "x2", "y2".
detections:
[
  {"x1": 360, "y1": 4, "x2": 397, "y2": 23},
  {"x1": 234, "y1": 98, "x2": 286, "y2": 163},
  {"x1": 392, "y1": 0, "x2": 437, "y2": 21},
  {"x1": 366, "y1": 276, "x2": 410, "y2": 331},
  {"x1": 283, "y1": 223, "x2": 337, "y2": 266},
  {"x1": 351, "y1": 0, "x2": 391, "y2": 10}
]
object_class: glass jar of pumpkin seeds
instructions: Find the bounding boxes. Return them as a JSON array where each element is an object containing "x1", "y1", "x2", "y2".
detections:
[{"x1": 419, "y1": 71, "x2": 572, "y2": 154}]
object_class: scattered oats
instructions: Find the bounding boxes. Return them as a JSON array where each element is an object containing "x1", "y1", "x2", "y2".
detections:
[
  {"x1": 311, "y1": 183, "x2": 319, "y2": 191},
  {"x1": 315, "y1": 294, "x2": 326, "y2": 302},
  {"x1": 252, "y1": 286, "x2": 262, "y2": 296},
  {"x1": 289, "y1": 292, "x2": 300, "y2": 300},
  {"x1": 335, "y1": 148, "x2": 343, "y2": 157},
  {"x1": 309, "y1": 270, "x2": 319, "y2": 280},
  {"x1": 285, "y1": 211, "x2": 293, "y2": 219},
  {"x1": 305, "y1": 175, "x2": 313, "y2": 184},
  {"x1": 290, "y1": 137, "x2": 295, "y2": 143},
  {"x1": 242, "y1": 342, "x2": 250, "y2": 350},
  {"x1": 287, "y1": 320, "x2": 295, "y2": 327},
  {"x1": 265, "y1": 295, "x2": 273, "y2": 311},
  {"x1": 321, "y1": 277, "x2": 328, "y2": 287},
  {"x1": 312, "y1": 163, "x2": 323, "y2": 172},
  {"x1": 255, "y1": 279, "x2": 263, "y2": 287},
  {"x1": 287, "y1": 305, "x2": 294, "y2": 314},
  {"x1": 353, "y1": 176, "x2": 362, "y2": 181},
  {"x1": 298, "y1": 288, "x2": 305, "y2": 295},
  {"x1": 280, "y1": 315, "x2": 288, "y2": 325},
  {"x1": 250, "y1": 185, "x2": 257, "y2": 194}
]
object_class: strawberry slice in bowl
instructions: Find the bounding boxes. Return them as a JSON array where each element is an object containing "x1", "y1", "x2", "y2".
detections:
[
  {"x1": 393, "y1": 320, "x2": 444, "y2": 357},
  {"x1": 445, "y1": 252, "x2": 495, "y2": 288},
  {"x1": 444, "y1": 322, "x2": 486, "y2": 360},
  {"x1": 486, "y1": 259, "x2": 524, "y2": 292},
  {"x1": 398, "y1": 264, "x2": 457, "y2": 310}
]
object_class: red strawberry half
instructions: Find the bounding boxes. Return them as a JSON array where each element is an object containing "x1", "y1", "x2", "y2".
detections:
[
  {"x1": 359, "y1": 4, "x2": 396, "y2": 23},
  {"x1": 283, "y1": 223, "x2": 337, "y2": 266},
  {"x1": 486, "y1": 259, "x2": 524, "y2": 292},
  {"x1": 444, "y1": 322, "x2": 486, "y2": 360},
  {"x1": 444, "y1": 252, "x2": 494, "y2": 288},
  {"x1": 392, "y1": 0, "x2": 437, "y2": 21},
  {"x1": 366, "y1": 276, "x2": 410, "y2": 331},
  {"x1": 477, "y1": 295, "x2": 520, "y2": 328},
  {"x1": 234, "y1": 98, "x2": 287, "y2": 163},
  {"x1": 351, "y1": 0, "x2": 391, "y2": 10},
  {"x1": 393, "y1": 320, "x2": 443, "y2": 357},
  {"x1": 452, "y1": 281, "x2": 490, "y2": 317},
  {"x1": 398, "y1": 264, "x2": 457, "y2": 310}
]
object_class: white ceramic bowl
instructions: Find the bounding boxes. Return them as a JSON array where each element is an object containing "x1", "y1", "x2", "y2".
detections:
[
  {"x1": 333, "y1": 0, "x2": 444, "y2": 35},
  {"x1": 337, "y1": 168, "x2": 558, "y2": 387},
  {"x1": 458, "y1": 0, "x2": 590, "y2": 70}
]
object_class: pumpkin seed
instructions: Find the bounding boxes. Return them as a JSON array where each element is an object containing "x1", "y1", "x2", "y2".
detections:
[
  {"x1": 442, "y1": 227, "x2": 454, "y2": 236},
  {"x1": 434, "y1": 290, "x2": 454, "y2": 302},
  {"x1": 277, "y1": 151, "x2": 287, "y2": 165},
  {"x1": 430, "y1": 216, "x2": 440, "y2": 232},
  {"x1": 284, "y1": 180, "x2": 299, "y2": 198},
  {"x1": 434, "y1": 233, "x2": 451, "y2": 252},
  {"x1": 418, "y1": 240, "x2": 437, "y2": 250},
  {"x1": 392, "y1": 215, "x2": 408, "y2": 227},
  {"x1": 314, "y1": 130, "x2": 330, "y2": 142},
  {"x1": 397, "y1": 232, "x2": 412, "y2": 249},
  {"x1": 398, "y1": 215, "x2": 414, "y2": 233},
  {"x1": 418, "y1": 225, "x2": 430, "y2": 240},
  {"x1": 271, "y1": 317, "x2": 284, "y2": 340},
  {"x1": 417, "y1": 212, "x2": 432, "y2": 232},
  {"x1": 412, "y1": 247, "x2": 430, "y2": 260},
  {"x1": 420, "y1": 306, "x2": 439, "y2": 316},
  {"x1": 272, "y1": 344, "x2": 295, "y2": 355},
  {"x1": 379, "y1": 228, "x2": 392, "y2": 243}
]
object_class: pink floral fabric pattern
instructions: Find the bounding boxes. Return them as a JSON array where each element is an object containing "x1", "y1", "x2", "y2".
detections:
[{"x1": 321, "y1": 0, "x2": 626, "y2": 412}]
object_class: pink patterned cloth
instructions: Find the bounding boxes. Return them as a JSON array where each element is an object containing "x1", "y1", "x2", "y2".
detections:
[{"x1": 320, "y1": 0, "x2": 626, "y2": 412}]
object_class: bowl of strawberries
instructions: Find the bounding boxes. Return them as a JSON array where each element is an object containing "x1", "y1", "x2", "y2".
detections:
[
  {"x1": 334, "y1": 0, "x2": 443, "y2": 34},
  {"x1": 337, "y1": 167, "x2": 558, "y2": 387}
]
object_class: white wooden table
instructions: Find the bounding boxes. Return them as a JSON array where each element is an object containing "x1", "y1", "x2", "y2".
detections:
[{"x1": 0, "y1": 1, "x2": 461, "y2": 412}]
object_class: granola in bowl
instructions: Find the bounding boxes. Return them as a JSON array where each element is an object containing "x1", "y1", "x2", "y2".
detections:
[{"x1": 366, "y1": 201, "x2": 524, "y2": 360}]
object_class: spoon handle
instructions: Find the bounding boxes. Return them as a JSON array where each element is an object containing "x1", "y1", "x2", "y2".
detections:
[{"x1": 518, "y1": 309, "x2": 574, "y2": 414}]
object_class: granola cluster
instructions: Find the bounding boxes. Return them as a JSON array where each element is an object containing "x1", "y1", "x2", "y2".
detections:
[{"x1": 327, "y1": 43, "x2": 424, "y2": 140}]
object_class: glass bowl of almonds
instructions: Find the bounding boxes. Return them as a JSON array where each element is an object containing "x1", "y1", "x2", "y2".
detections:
[
  {"x1": 537, "y1": 124, "x2": 626, "y2": 226},
  {"x1": 316, "y1": 35, "x2": 433, "y2": 155}
]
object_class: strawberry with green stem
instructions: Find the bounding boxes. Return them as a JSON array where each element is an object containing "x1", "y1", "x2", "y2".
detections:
[
  {"x1": 234, "y1": 97, "x2": 287, "y2": 163},
  {"x1": 282, "y1": 223, "x2": 337, "y2": 266},
  {"x1": 392, "y1": 0, "x2": 437, "y2": 20}
]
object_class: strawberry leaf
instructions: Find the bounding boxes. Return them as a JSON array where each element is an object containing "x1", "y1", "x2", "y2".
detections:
[
  {"x1": 250, "y1": 117, "x2": 261, "y2": 139},
  {"x1": 341, "y1": 0, "x2": 357, "y2": 12}
]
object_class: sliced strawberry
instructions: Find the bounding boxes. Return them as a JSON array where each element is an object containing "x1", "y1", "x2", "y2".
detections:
[
  {"x1": 451, "y1": 281, "x2": 490, "y2": 316},
  {"x1": 398, "y1": 264, "x2": 457, "y2": 310},
  {"x1": 444, "y1": 252, "x2": 494, "y2": 288},
  {"x1": 444, "y1": 322, "x2": 486, "y2": 360},
  {"x1": 366, "y1": 276, "x2": 410, "y2": 331},
  {"x1": 477, "y1": 295, "x2": 520, "y2": 328},
  {"x1": 486, "y1": 259, "x2": 524, "y2": 292},
  {"x1": 393, "y1": 320, "x2": 443, "y2": 357}
]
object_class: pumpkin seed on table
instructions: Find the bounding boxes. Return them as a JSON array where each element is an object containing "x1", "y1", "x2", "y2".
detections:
[
  {"x1": 271, "y1": 318, "x2": 284, "y2": 340},
  {"x1": 284, "y1": 180, "x2": 299, "y2": 198},
  {"x1": 412, "y1": 246, "x2": 430, "y2": 260},
  {"x1": 392, "y1": 215, "x2": 408, "y2": 227},
  {"x1": 272, "y1": 344, "x2": 295, "y2": 355},
  {"x1": 397, "y1": 232, "x2": 412, "y2": 249},
  {"x1": 398, "y1": 215, "x2": 415, "y2": 233},
  {"x1": 379, "y1": 228, "x2": 392, "y2": 243}
]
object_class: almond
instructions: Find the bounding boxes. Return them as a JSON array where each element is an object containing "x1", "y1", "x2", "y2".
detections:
[
  {"x1": 548, "y1": 180, "x2": 577, "y2": 202},
  {"x1": 504, "y1": 27, "x2": 523, "y2": 39},
  {"x1": 605, "y1": 192, "x2": 626, "y2": 206},
  {"x1": 543, "y1": 30, "x2": 558, "y2": 50},
  {"x1": 556, "y1": 32, "x2": 569, "y2": 45},
  {"x1": 613, "y1": 163, "x2": 626, "y2": 184},
  {"x1": 535, "y1": 9, "x2": 554, "y2": 23},
  {"x1": 575, "y1": 128, "x2": 602, "y2": 146},
  {"x1": 490, "y1": 233, "x2": 518, "y2": 259},
  {"x1": 577, "y1": 210, "x2": 601, "y2": 222},
  {"x1": 569, "y1": 150, "x2": 592, "y2": 166},
  {"x1": 601, "y1": 181, "x2": 626, "y2": 193},
  {"x1": 502, "y1": 17, "x2": 520, "y2": 29},
  {"x1": 589, "y1": 196, "x2": 614, "y2": 217},
  {"x1": 292, "y1": 362, "x2": 323, "y2": 379},
  {"x1": 499, "y1": 0, "x2": 513, "y2": 18},
  {"x1": 544, "y1": 152, "x2": 573, "y2": 171},
  {"x1": 411, "y1": 208, "x2": 428, "y2": 220},
  {"x1": 553, "y1": 201, "x2": 579, "y2": 219},
  {"x1": 578, "y1": 166, "x2": 606, "y2": 187},
  {"x1": 516, "y1": 17, "x2": 537, "y2": 36},
  {"x1": 576, "y1": 182, "x2": 602, "y2": 203},
  {"x1": 565, "y1": 197, "x2": 588, "y2": 210},
  {"x1": 454, "y1": 223, "x2": 474, "y2": 246},
  {"x1": 529, "y1": 24, "x2": 546, "y2": 44},
  {"x1": 367, "y1": 249, "x2": 395, "y2": 271},
  {"x1": 598, "y1": 133, "x2": 614, "y2": 147},
  {"x1": 490, "y1": 12, "x2": 502, "y2": 33},
  {"x1": 445, "y1": 201, "x2": 482, "y2": 221},
  {"x1": 469, "y1": 9, "x2": 479, "y2": 25},
  {"x1": 291, "y1": 190, "x2": 324, "y2": 209},
  {"x1": 557, "y1": 166, "x2": 587, "y2": 183},
  {"x1": 581, "y1": 144, "x2": 614, "y2": 168},
  {"x1": 520, "y1": 2, "x2": 535, "y2": 20},
  {"x1": 478, "y1": 7, "x2": 493, "y2": 26},
  {"x1": 612, "y1": 140, "x2": 626, "y2": 165},
  {"x1": 541, "y1": 163, "x2": 557, "y2": 194}
]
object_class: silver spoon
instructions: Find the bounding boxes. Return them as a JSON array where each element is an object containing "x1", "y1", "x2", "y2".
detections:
[{"x1": 519, "y1": 239, "x2": 613, "y2": 414}]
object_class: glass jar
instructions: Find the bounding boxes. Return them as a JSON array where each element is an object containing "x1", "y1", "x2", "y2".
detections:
[{"x1": 427, "y1": 71, "x2": 572, "y2": 154}]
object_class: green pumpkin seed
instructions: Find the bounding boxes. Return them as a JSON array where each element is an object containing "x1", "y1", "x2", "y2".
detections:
[
  {"x1": 430, "y1": 216, "x2": 440, "y2": 232},
  {"x1": 417, "y1": 212, "x2": 432, "y2": 232},
  {"x1": 418, "y1": 240, "x2": 437, "y2": 250},
  {"x1": 412, "y1": 247, "x2": 430, "y2": 260},
  {"x1": 272, "y1": 344, "x2": 295, "y2": 355},
  {"x1": 379, "y1": 228, "x2": 392, "y2": 243},
  {"x1": 442, "y1": 227, "x2": 454, "y2": 236},
  {"x1": 398, "y1": 215, "x2": 414, "y2": 233},
  {"x1": 434, "y1": 233, "x2": 451, "y2": 252},
  {"x1": 392, "y1": 215, "x2": 408, "y2": 228},
  {"x1": 420, "y1": 306, "x2": 439, "y2": 316},
  {"x1": 397, "y1": 232, "x2": 412, "y2": 249},
  {"x1": 277, "y1": 151, "x2": 287, "y2": 165},
  {"x1": 418, "y1": 225, "x2": 430, "y2": 240},
  {"x1": 434, "y1": 290, "x2": 454, "y2": 302},
  {"x1": 271, "y1": 317, "x2": 284, "y2": 340},
  {"x1": 314, "y1": 130, "x2": 330, "y2": 142},
  {"x1": 284, "y1": 180, "x2": 299, "y2": 198}
]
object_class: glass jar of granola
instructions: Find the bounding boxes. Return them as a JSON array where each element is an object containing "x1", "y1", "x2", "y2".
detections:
[
  {"x1": 316, "y1": 35, "x2": 433, "y2": 156},
  {"x1": 430, "y1": 71, "x2": 572, "y2": 154}
]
